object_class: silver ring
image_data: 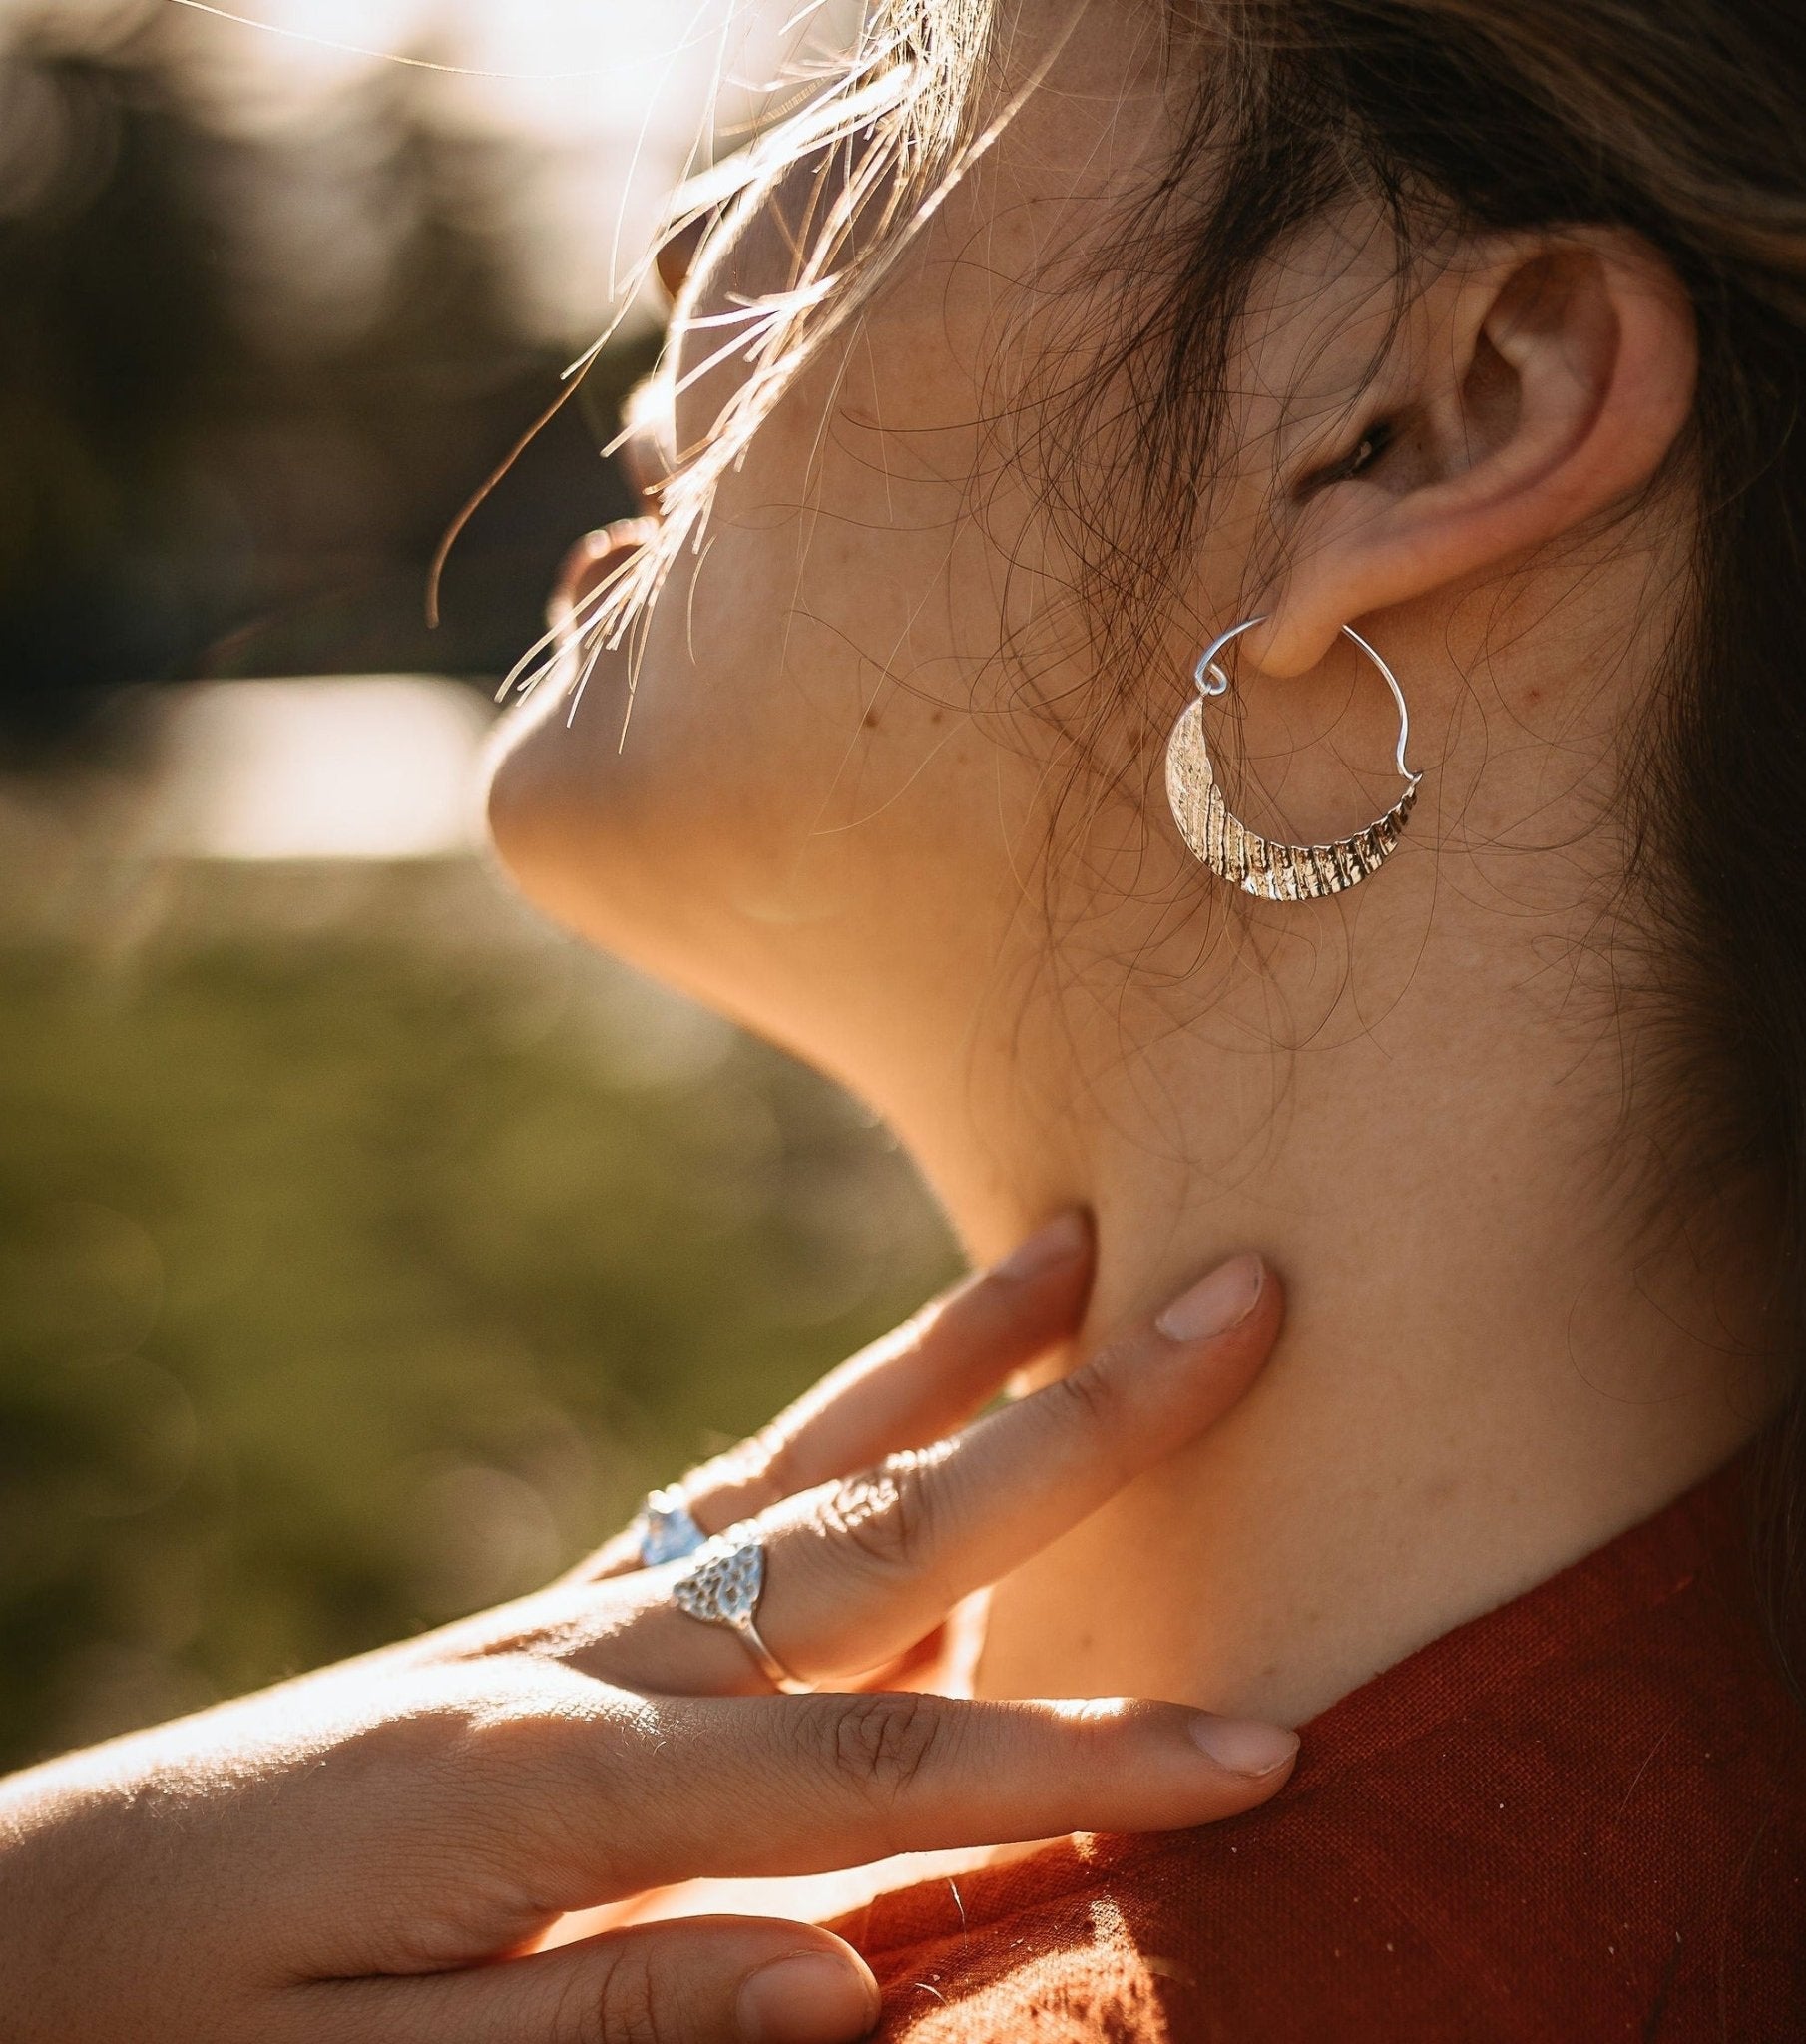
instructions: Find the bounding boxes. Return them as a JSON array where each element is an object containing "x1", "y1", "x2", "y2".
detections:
[
  {"x1": 632, "y1": 1486, "x2": 708, "y2": 1567},
  {"x1": 672, "y1": 1520, "x2": 813, "y2": 1694}
]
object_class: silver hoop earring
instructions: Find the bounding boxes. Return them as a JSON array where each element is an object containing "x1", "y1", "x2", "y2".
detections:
[{"x1": 1165, "y1": 616, "x2": 1422, "y2": 900}]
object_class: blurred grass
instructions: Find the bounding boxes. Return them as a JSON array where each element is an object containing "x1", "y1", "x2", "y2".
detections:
[{"x1": 0, "y1": 835, "x2": 957, "y2": 1771}]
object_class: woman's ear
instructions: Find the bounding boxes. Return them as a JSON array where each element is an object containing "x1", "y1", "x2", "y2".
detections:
[{"x1": 1245, "y1": 230, "x2": 1698, "y2": 678}]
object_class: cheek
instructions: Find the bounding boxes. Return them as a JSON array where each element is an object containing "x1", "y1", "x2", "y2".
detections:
[
  {"x1": 604, "y1": 543, "x2": 882, "y2": 917},
  {"x1": 628, "y1": 520, "x2": 990, "y2": 925},
  {"x1": 487, "y1": 498, "x2": 1002, "y2": 979},
  {"x1": 488, "y1": 230, "x2": 1066, "y2": 1010},
  {"x1": 602, "y1": 327, "x2": 1007, "y2": 895}
]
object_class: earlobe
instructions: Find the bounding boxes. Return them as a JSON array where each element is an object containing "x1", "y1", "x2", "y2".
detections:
[{"x1": 1245, "y1": 231, "x2": 1697, "y2": 678}]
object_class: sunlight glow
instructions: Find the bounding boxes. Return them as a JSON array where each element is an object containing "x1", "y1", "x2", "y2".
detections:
[
  {"x1": 154, "y1": 679, "x2": 494, "y2": 860},
  {"x1": 0, "y1": 0, "x2": 857, "y2": 336}
]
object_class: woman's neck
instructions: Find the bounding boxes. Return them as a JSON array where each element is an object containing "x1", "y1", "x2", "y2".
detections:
[
  {"x1": 913, "y1": 711, "x2": 1779, "y2": 1723},
  {"x1": 976, "y1": 1025, "x2": 1771, "y2": 1724}
]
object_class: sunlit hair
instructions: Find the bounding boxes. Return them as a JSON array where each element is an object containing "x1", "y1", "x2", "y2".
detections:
[{"x1": 506, "y1": 1, "x2": 1008, "y2": 719}]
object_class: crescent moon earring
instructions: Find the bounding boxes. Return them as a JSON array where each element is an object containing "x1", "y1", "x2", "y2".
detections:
[{"x1": 1165, "y1": 616, "x2": 1423, "y2": 899}]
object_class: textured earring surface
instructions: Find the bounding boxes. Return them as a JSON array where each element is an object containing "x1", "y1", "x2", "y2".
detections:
[{"x1": 1165, "y1": 618, "x2": 1422, "y2": 900}]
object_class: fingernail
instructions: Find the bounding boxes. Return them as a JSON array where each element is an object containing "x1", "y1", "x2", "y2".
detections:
[
  {"x1": 1155, "y1": 1254, "x2": 1262, "y2": 1342},
  {"x1": 1190, "y1": 1713, "x2": 1299, "y2": 1778},
  {"x1": 737, "y1": 1952, "x2": 880, "y2": 2044},
  {"x1": 992, "y1": 1210, "x2": 1089, "y2": 1281}
]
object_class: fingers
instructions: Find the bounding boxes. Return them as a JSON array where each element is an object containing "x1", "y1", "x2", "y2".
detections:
[
  {"x1": 584, "y1": 1689, "x2": 1297, "y2": 1895},
  {"x1": 563, "y1": 1250, "x2": 1278, "y2": 1697},
  {"x1": 284, "y1": 1671, "x2": 1290, "y2": 2031},
  {"x1": 584, "y1": 1212, "x2": 1093, "y2": 1580},
  {"x1": 307, "y1": 1917, "x2": 878, "y2": 2044},
  {"x1": 683, "y1": 1212, "x2": 1094, "y2": 1528},
  {"x1": 747, "y1": 1253, "x2": 1281, "y2": 1686}
]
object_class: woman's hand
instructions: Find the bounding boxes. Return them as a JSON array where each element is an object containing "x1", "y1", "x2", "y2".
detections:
[{"x1": 0, "y1": 1218, "x2": 1292, "y2": 2044}]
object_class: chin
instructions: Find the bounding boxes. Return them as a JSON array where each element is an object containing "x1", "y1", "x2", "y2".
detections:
[{"x1": 482, "y1": 687, "x2": 833, "y2": 1078}]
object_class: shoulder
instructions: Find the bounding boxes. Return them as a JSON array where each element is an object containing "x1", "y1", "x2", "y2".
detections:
[{"x1": 838, "y1": 1470, "x2": 1806, "y2": 2041}]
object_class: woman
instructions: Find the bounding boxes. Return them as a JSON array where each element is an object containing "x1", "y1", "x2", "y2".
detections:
[
  {"x1": 487, "y1": 0, "x2": 1806, "y2": 2031},
  {"x1": 5, "y1": 0, "x2": 1804, "y2": 2035}
]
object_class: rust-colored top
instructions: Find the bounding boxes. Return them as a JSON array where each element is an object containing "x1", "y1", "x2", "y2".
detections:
[{"x1": 835, "y1": 1463, "x2": 1806, "y2": 2041}]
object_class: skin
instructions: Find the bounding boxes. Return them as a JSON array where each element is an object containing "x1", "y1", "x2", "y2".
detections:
[
  {"x1": 487, "y1": 0, "x2": 1781, "y2": 1733},
  {"x1": 0, "y1": 1226, "x2": 1298, "y2": 2042}
]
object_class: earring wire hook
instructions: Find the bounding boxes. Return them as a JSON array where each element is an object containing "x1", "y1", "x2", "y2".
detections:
[{"x1": 1190, "y1": 615, "x2": 1420, "y2": 786}]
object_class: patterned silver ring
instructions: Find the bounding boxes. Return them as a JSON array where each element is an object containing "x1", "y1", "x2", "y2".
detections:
[
  {"x1": 672, "y1": 1520, "x2": 813, "y2": 1693},
  {"x1": 632, "y1": 1486, "x2": 708, "y2": 1567}
]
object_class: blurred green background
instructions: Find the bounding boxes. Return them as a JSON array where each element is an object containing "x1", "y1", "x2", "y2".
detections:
[
  {"x1": 0, "y1": 0, "x2": 952, "y2": 1776},
  {"x1": 0, "y1": 823, "x2": 955, "y2": 1772}
]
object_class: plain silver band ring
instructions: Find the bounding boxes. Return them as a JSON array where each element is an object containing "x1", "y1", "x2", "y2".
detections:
[{"x1": 737, "y1": 1610, "x2": 814, "y2": 1696}]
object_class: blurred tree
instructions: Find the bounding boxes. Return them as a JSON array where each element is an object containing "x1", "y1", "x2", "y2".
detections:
[
  {"x1": 0, "y1": 38, "x2": 248, "y2": 741},
  {"x1": 0, "y1": 14, "x2": 648, "y2": 758}
]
